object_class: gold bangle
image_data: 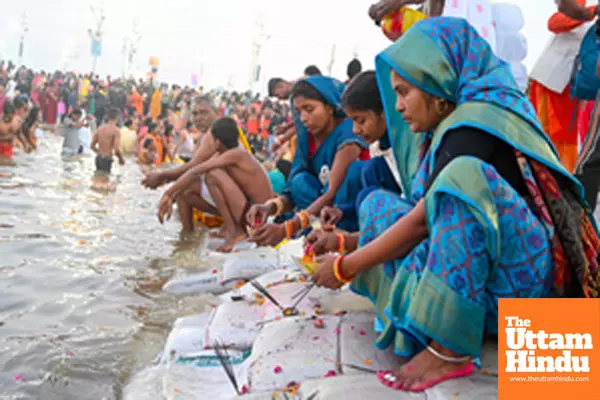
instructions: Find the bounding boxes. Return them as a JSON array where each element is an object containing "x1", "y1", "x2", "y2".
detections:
[
  {"x1": 266, "y1": 198, "x2": 284, "y2": 217},
  {"x1": 333, "y1": 255, "x2": 353, "y2": 284},
  {"x1": 297, "y1": 210, "x2": 310, "y2": 230}
]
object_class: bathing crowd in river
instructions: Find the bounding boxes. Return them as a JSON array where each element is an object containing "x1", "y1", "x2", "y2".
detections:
[{"x1": 2, "y1": 0, "x2": 600, "y2": 392}]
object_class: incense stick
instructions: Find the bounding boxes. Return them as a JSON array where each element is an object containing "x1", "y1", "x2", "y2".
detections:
[
  {"x1": 250, "y1": 280, "x2": 284, "y2": 310},
  {"x1": 290, "y1": 283, "x2": 315, "y2": 310},
  {"x1": 323, "y1": 357, "x2": 377, "y2": 374},
  {"x1": 214, "y1": 340, "x2": 240, "y2": 395}
]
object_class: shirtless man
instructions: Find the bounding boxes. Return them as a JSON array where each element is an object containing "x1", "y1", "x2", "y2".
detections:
[
  {"x1": 0, "y1": 100, "x2": 27, "y2": 164},
  {"x1": 142, "y1": 96, "x2": 224, "y2": 231},
  {"x1": 157, "y1": 117, "x2": 273, "y2": 252},
  {"x1": 91, "y1": 108, "x2": 125, "y2": 175}
]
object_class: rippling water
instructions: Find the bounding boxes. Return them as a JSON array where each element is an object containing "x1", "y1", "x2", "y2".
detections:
[{"x1": 0, "y1": 133, "x2": 213, "y2": 400}]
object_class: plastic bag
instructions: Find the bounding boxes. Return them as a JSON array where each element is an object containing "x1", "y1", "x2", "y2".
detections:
[{"x1": 207, "y1": 302, "x2": 264, "y2": 350}]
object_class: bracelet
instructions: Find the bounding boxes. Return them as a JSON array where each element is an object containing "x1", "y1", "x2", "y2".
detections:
[
  {"x1": 284, "y1": 220, "x2": 295, "y2": 239},
  {"x1": 297, "y1": 210, "x2": 310, "y2": 230},
  {"x1": 333, "y1": 255, "x2": 353, "y2": 284},
  {"x1": 337, "y1": 233, "x2": 346, "y2": 254},
  {"x1": 266, "y1": 198, "x2": 284, "y2": 217}
]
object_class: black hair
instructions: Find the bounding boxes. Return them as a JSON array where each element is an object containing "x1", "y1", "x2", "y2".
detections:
[
  {"x1": 108, "y1": 107, "x2": 120, "y2": 121},
  {"x1": 143, "y1": 138, "x2": 155, "y2": 149},
  {"x1": 268, "y1": 78, "x2": 284, "y2": 97},
  {"x1": 13, "y1": 97, "x2": 26, "y2": 110},
  {"x1": 143, "y1": 117, "x2": 153, "y2": 126},
  {"x1": 124, "y1": 119, "x2": 133, "y2": 128},
  {"x1": 71, "y1": 108, "x2": 83, "y2": 116},
  {"x1": 186, "y1": 121, "x2": 194, "y2": 130},
  {"x1": 3, "y1": 99, "x2": 15, "y2": 116},
  {"x1": 211, "y1": 117, "x2": 239, "y2": 149},
  {"x1": 291, "y1": 81, "x2": 328, "y2": 104},
  {"x1": 276, "y1": 159, "x2": 292, "y2": 180},
  {"x1": 347, "y1": 58, "x2": 362, "y2": 80},
  {"x1": 148, "y1": 122, "x2": 158, "y2": 132},
  {"x1": 163, "y1": 122, "x2": 174, "y2": 137},
  {"x1": 22, "y1": 106, "x2": 39, "y2": 139},
  {"x1": 340, "y1": 71, "x2": 383, "y2": 113},
  {"x1": 304, "y1": 65, "x2": 322, "y2": 76}
]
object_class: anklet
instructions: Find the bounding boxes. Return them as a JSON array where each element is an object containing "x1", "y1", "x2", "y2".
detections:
[{"x1": 426, "y1": 345, "x2": 471, "y2": 363}]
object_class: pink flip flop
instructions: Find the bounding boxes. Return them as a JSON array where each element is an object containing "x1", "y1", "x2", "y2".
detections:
[{"x1": 377, "y1": 362, "x2": 475, "y2": 392}]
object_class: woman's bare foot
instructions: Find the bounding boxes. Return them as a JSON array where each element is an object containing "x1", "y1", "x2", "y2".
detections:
[
  {"x1": 378, "y1": 342, "x2": 474, "y2": 391},
  {"x1": 216, "y1": 230, "x2": 247, "y2": 253}
]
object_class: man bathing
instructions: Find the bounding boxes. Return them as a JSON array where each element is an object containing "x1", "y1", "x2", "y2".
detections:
[
  {"x1": 157, "y1": 117, "x2": 273, "y2": 252},
  {"x1": 0, "y1": 100, "x2": 27, "y2": 164},
  {"x1": 91, "y1": 108, "x2": 125, "y2": 175}
]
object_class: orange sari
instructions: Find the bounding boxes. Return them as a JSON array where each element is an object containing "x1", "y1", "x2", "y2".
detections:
[{"x1": 529, "y1": 80, "x2": 579, "y2": 172}]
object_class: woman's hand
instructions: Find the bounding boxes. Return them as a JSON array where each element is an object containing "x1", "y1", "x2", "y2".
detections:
[
  {"x1": 249, "y1": 223, "x2": 286, "y2": 247},
  {"x1": 246, "y1": 203, "x2": 273, "y2": 227},
  {"x1": 306, "y1": 228, "x2": 339, "y2": 256},
  {"x1": 320, "y1": 206, "x2": 343, "y2": 228},
  {"x1": 312, "y1": 254, "x2": 344, "y2": 290},
  {"x1": 157, "y1": 193, "x2": 174, "y2": 224}
]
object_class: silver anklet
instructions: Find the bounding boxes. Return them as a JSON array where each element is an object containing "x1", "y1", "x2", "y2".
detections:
[{"x1": 426, "y1": 345, "x2": 472, "y2": 363}]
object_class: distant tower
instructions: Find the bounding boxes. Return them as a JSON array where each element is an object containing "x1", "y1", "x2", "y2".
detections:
[
  {"x1": 327, "y1": 44, "x2": 337, "y2": 76},
  {"x1": 88, "y1": 0, "x2": 106, "y2": 73},
  {"x1": 248, "y1": 12, "x2": 270, "y2": 91},
  {"x1": 18, "y1": 12, "x2": 28, "y2": 66},
  {"x1": 122, "y1": 16, "x2": 142, "y2": 78}
]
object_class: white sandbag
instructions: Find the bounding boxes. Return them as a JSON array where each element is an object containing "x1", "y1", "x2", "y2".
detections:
[
  {"x1": 163, "y1": 268, "x2": 236, "y2": 295},
  {"x1": 207, "y1": 301, "x2": 264, "y2": 350},
  {"x1": 160, "y1": 312, "x2": 212, "y2": 363},
  {"x1": 339, "y1": 312, "x2": 407, "y2": 373},
  {"x1": 319, "y1": 287, "x2": 374, "y2": 314},
  {"x1": 123, "y1": 362, "x2": 244, "y2": 400},
  {"x1": 495, "y1": 32, "x2": 527, "y2": 63},
  {"x1": 298, "y1": 373, "x2": 424, "y2": 400},
  {"x1": 219, "y1": 269, "x2": 305, "y2": 302},
  {"x1": 509, "y1": 62, "x2": 529, "y2": 92},
  {"x1": 245, "y1": 316, "x2": 341, "y2": 392},
  {"x1": 221, "y1": 256, "x2": 285, "y2": 283},
  {"x1": 492, "y1": 3, "x2": 525, "y2": 33},
  {"x1": 260, "y1": 282, "x2": 332, "y2": 321}
]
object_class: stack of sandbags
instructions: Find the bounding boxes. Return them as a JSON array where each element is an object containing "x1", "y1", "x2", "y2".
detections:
[{"x1": 491, "y1": 2, "x2": 528, "y2": 90}]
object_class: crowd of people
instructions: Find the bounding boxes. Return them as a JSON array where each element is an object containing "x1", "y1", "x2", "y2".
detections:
[{"x1": 1, "y1": 0, "x2": 600, "y2": 393}]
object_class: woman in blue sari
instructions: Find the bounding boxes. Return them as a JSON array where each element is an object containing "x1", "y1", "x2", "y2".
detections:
[
  {"x1": 248, "y1": 76, "x2": 369, "y2": 246},
  {"x1": 311, "y1": 18, "x2": 600, "y2": 391}
]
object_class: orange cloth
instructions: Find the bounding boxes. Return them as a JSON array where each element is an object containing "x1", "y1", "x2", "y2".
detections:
[
  {"x1": 148, "y1": 133, "x2": 164, "y2": 166},
  {"x1": 0, "y1": 142, "x2": 13, "y2": 158},
  {"x1": 247, "y1": 118, "x2": 260, "y2": 135},
  {"x1": 547, "y1": 0, "x2": 596, "y2": 34},
  {"x1": 129, "y1": 91, "x2": 143, "y2": 115},
  {"x1": 261, "y1": 118, "x2": 271, "y2": 139},
  {"x1": 529, "y1": 80, "x2": 579, "y2": 172},
  {"x1": 193, "y1": 209, "x2": 224, "y2": 228}
]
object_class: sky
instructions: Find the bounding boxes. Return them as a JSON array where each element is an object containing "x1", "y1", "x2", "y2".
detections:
[{"x1": 0, "y1": 0, "x2": 577, "y2": 94}]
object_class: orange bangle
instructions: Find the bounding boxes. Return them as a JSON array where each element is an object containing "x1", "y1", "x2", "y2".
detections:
[
  {"x1": 284, "y1": 220, "x2": 295, "y2": 239},
  {"x1": 297, "y1": 210, "x2": 310, "y2": 230},
  {"x1": 333, "y1": 255, "x2": 353, "y2": 284},
  {"x1": 337, "y1": 233, "x2": 346, "y2": 254}
]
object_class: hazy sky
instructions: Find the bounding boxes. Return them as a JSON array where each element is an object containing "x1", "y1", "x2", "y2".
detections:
[{"x1": 0, "y1": 0, "x2": 580, "y2": 93}]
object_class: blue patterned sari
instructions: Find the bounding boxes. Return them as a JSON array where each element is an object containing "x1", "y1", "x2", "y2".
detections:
[
  {"x1": 350, "y1": 18, "x2": 599, "y2": 358},
  {"x1": 283, "y1": 76, "x2": 368, "y2": 231}
]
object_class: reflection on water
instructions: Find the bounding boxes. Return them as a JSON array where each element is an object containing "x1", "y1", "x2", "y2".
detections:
[{"x1": 0, "y1": 134, "x2": 211, "y2": 399}]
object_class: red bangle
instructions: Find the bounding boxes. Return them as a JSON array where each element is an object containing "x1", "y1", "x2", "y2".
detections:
[
  {"x1": 333, "y1": 255, "x2": 353, "y2": 283},
  {"x1": 337, "y1": 233, "x2": 346, "y2": 254}
]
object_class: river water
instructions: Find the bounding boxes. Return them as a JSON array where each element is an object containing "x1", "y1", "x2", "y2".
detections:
[{"x1": 0, "y1": 133, "x2": 213, "y2": 399}]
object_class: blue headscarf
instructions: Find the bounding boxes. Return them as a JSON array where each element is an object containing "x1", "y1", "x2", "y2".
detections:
[{"x1": 375, "y1": 17, "x2": 562, "y2": 199}]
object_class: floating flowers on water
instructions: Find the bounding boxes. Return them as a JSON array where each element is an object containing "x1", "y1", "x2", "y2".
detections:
[
  {"x1": 359, "y1": 330, "x2": 366, "y2": 336},
  {"x1": 65, "y1": 350, "x2": 76, "y2": 357},
  {"x1": 212, "y1": 269, "x2": 218, "y2": 274},
  {"x1": 273, "y1": 365, "x2": 283, "y2": 374},
  {"x1": 78, "y1": 240, "x2": 87, "y2": 245},
  {"x1": 323, "y1": 370, "x2": 337, "y2": 378},
  {"x1": 13, "y1": 374, "x2": 27, "y2": 382}
]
